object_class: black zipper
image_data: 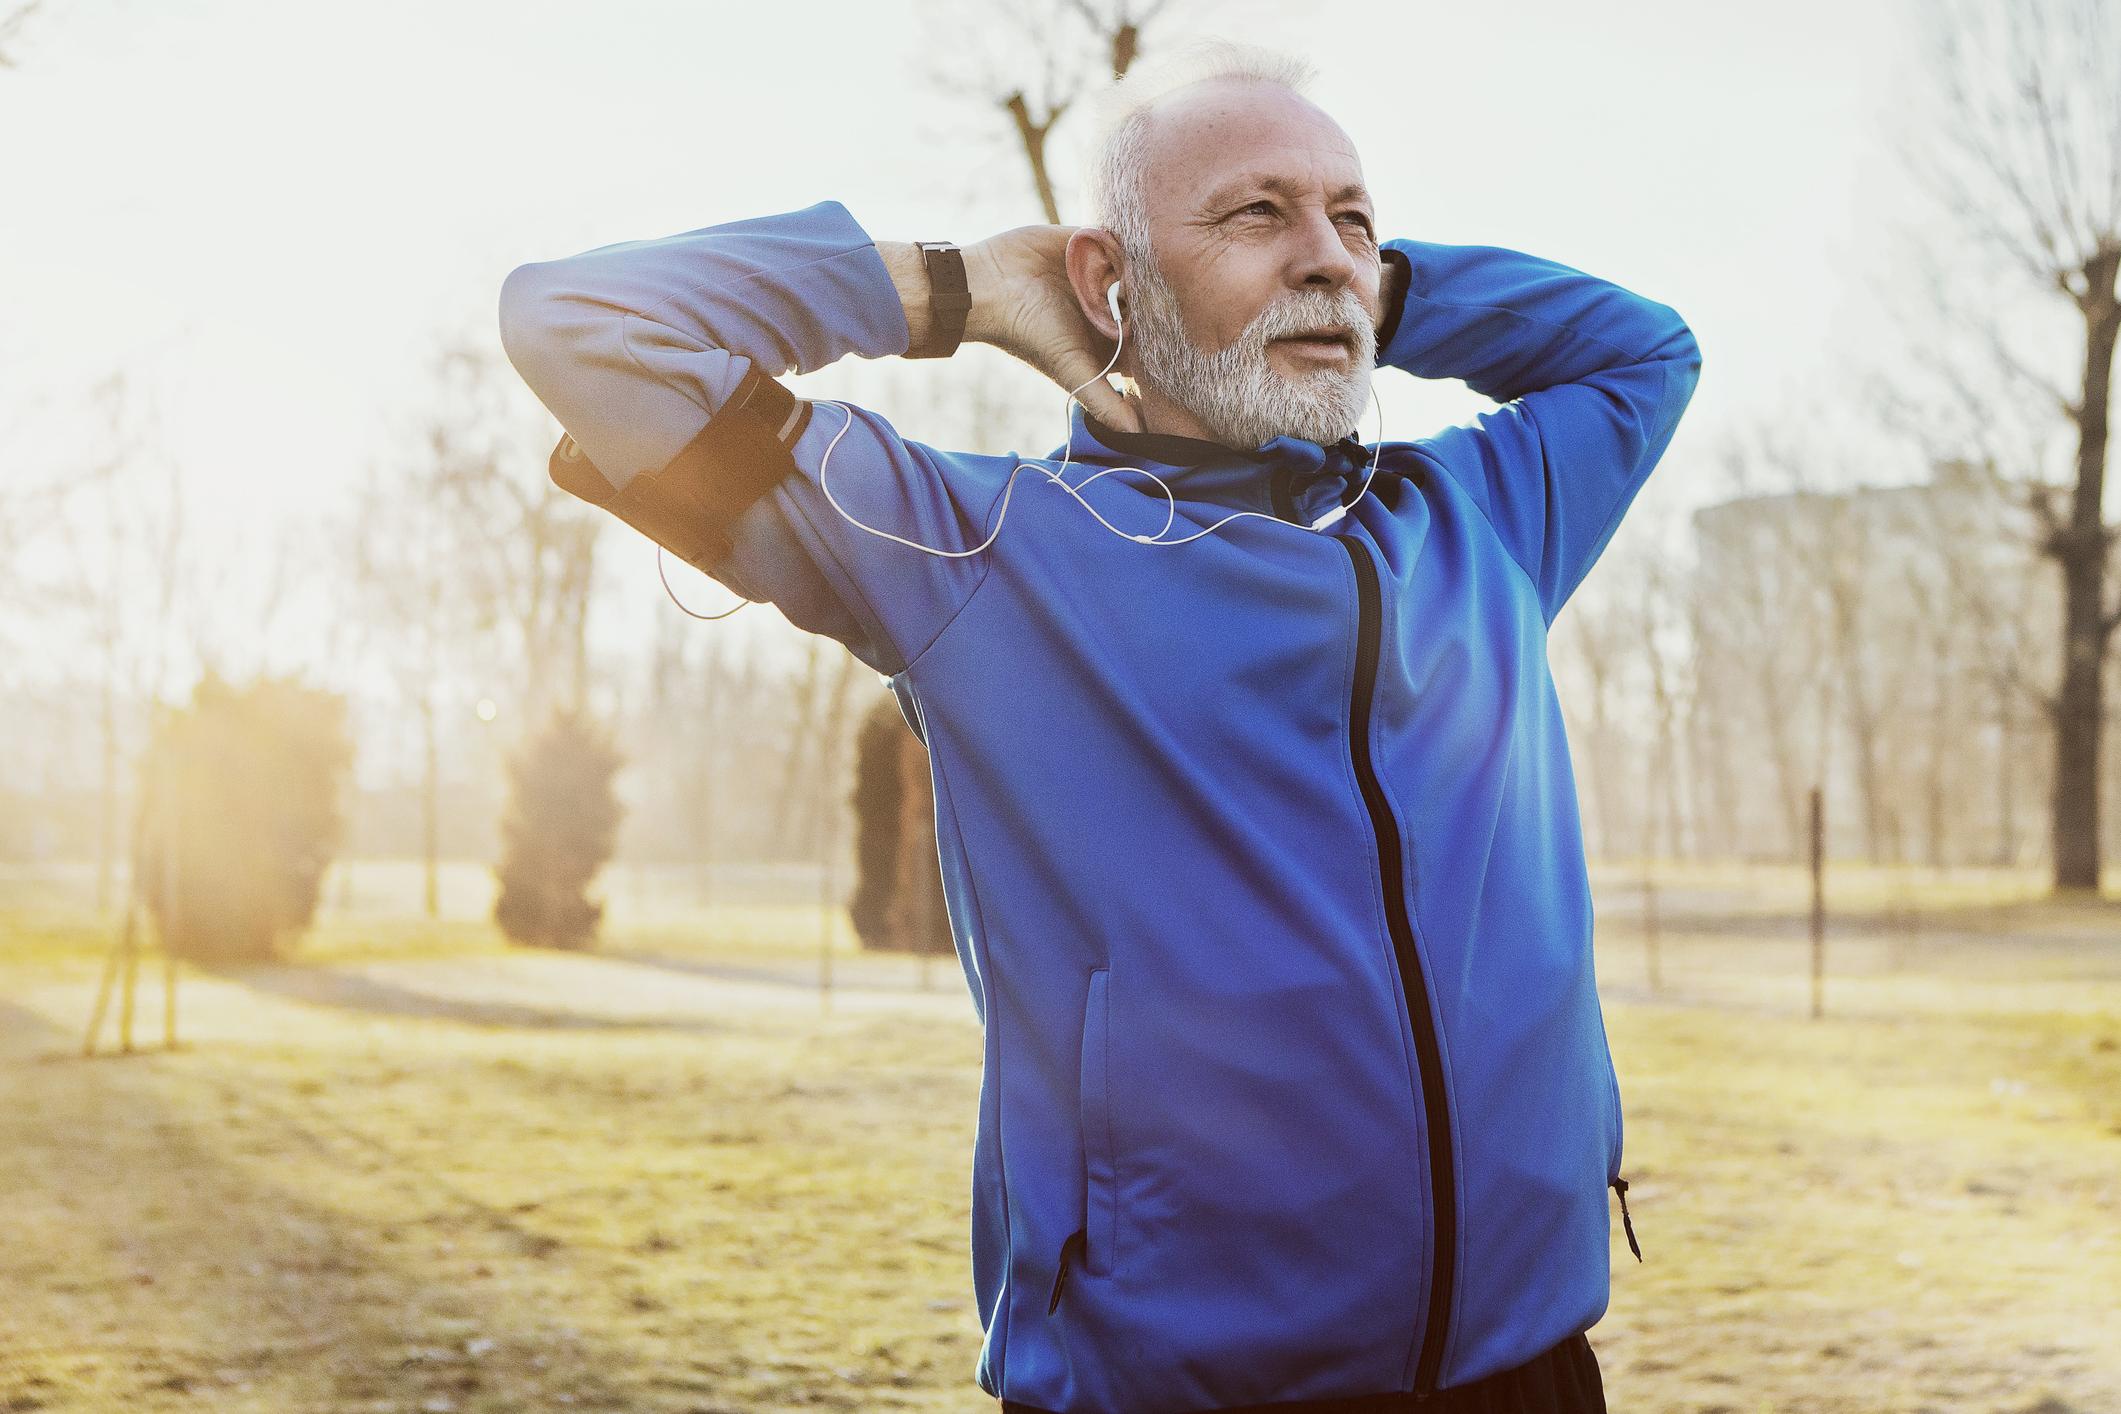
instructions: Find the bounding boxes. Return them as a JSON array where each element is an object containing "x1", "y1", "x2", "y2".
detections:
[{"x1": 1338, "y1": 534, "x2": 1456, "y2": 1399}]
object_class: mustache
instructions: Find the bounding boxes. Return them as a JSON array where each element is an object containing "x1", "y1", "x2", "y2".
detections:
[{"x1": 1237, "y1": 289, "x2": 1378, "y2": 359}]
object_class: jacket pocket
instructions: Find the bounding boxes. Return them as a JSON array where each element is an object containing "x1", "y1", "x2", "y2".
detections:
[{"x1": 1080, "y1": 966, "x2": 1119, "y2": 1278}]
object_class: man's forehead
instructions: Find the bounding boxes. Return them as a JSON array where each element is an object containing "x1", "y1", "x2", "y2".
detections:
[{"x1": 1138, "y1": 83, "x2": 1367, "y2": 212}]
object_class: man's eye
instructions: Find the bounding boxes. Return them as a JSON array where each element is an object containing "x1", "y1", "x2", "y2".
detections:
[
  {"x1": 1240, "y1": 201, "x2": 1276, "y2": 217},
  {"x1": 1338, "y1": 212, "x2": 1374, "y2": 233}
]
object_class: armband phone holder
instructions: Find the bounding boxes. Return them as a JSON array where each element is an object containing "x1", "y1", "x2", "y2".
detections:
[{"x1": 548, "y1": 365, "x2": 812, "y2": 574}]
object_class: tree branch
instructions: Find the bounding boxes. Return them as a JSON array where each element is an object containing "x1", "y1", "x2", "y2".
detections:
[{"x1": 0, "y1": 1, "x2": 44, "y2": 69}]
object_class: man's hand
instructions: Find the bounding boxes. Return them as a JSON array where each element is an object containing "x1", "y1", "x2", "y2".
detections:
[
  {"x1": 965, "y1": 226, "x2": 1144, "y2": 433},
  {"x1": 879, "y1": 229, "x2": 1144, "y2": 434}
]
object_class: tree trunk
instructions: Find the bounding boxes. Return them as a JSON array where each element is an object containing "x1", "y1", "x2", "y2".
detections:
[
  {"x1": 1809, "y1": 673, "x2": 1838, "y2": 861},
  {"x1": 1925, "y1": 631, "x2": 1951, "y2": 869},
  {"x1": 1585, "y1": 681, "x2": 1616, "y2": 861},
  {"x1": 1996, "y1": 675, "x2": 2020, "y2": 867},
  {"x1": 811, "y1": 649, "x2": 865, "y2": 867},
  {"x1": 422, "y1": 689, "x2": 440, "y2": 919},
  {"x1": 2050, "y1": 253, "x2": 2118, "y2": 892},
  {"x1": 774, "y1": 641, "x2": 825, "y2": 855},
  {"x1": 1764, "y1": 670, "x2": 1806, "y2": 861},
  {"x1": 98, "y1": 664, "x2": 117, "y2": 916},
  {"x1": 694, "y1": 637, "x2": 725, "y2": 903},
  {"x1": 889, "y1": 730, "x2": 948, "y2": 956}
]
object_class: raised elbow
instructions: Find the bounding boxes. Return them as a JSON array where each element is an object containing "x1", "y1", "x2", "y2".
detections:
[
  {"x1": 1671, "y1": 311, "x2": 1702, "y2": 369},
  {"x1": 497, "y1": 260, "x2": 563, "y2": 386},
  {"x1": 1641, "y1": 303, "x2": 1703, "y2": 413},
  {"x1": 1670, "y1": 315, "x2": 1703, "y2": 392}
]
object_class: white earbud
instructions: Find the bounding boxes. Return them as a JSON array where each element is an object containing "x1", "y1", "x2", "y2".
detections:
[{"x1": 1106, "y1": 280, "x2": 1123, "y2": 326}]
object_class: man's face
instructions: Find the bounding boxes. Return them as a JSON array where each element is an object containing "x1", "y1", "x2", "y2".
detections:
[{"x1": 1121, "y1": 79, "x2": 1383, "y2": 450}]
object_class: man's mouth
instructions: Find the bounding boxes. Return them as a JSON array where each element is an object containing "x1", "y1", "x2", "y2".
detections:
[{"x1": 1272, "y1": 327, "x2": 1356, "y2": 358}]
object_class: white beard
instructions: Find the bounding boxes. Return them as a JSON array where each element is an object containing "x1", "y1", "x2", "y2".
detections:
[{"x1": 1123, "y1": 254, "x2": 1376, "y2": 450}]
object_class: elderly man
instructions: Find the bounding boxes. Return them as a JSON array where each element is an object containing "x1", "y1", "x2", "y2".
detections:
[{"x1": 498, "y1": 39, "x2": 1699, "y2": 1414}]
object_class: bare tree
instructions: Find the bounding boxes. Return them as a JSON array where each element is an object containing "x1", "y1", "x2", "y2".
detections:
[
  {"x1": 1900, "y1": 457, "x2": 2056, "y2": 865},
  {"x1": 917, "y1": 0, "x2": 1176, "y2": 222},
  {"x1": 772, "y1": 636, "x2": 829, "y2": 854},
  {"x1": 633, "y1": 597, "x2": 724, "y2": 888},
  {"x1": 1634, "y1": 547, "x2": 1691, "y2": 862},
  {"x1": 420, "y1": 334, "x2": 603, "y2": 725},
  {"x1": 344, "y1": 333, "x2": 602, "y2": 909},
  {"x1": 1762, "y1": 437, "x2": 1929, "y2": 865},
  {"x1": 1873, "y1": 259, "x2": 2064, "y2": 870},
  {"x1": 349, "y1": 448, "x2": 472, "y2": 919},
  {"x1": 810, "y1": 647, "x2": 868, "y2": 857},
  {"x1": 1896, "y1": 522, "x2": 1976, "y2": 869},
  {"x1": 48, "y1": 374, "x2": 190, "y2": 915},
  {"x1": 761, "y1": 634, "x2": 876, "y2": 862},
  {"x1": 1903, "y1": 0, "x2": 2121, "y2": 891},
  {"x1": 0, "y1": 1, "x2": 46, "y2": 69},
  {"x1": 1693, "y1": 434, "x2": 1836, "y2": 860},
  {"x1": 1554, "y1": 583, "x2": 1626, "y2": 859}
]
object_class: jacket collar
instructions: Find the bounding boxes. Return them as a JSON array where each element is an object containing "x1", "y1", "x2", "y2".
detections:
[{"x1": 1052, "y1": 404, "x2": 1378, "y2": 527}]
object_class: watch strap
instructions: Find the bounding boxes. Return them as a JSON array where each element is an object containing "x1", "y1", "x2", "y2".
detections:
[{"x1": 908, "y1": 241, "x2": 970, "y2": 358}]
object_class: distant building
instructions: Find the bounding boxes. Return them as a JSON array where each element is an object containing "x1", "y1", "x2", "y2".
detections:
[{"x1": 1683, "y1": 459, "x2": 2074, "y2": 866}]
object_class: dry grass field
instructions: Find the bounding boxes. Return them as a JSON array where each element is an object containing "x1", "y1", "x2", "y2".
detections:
[{"x1": 2, "y1": 860, "x2": 2117, "y2": 1413}]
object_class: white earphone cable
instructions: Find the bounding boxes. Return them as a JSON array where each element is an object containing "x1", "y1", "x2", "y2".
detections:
[{"x1": 659, "y1": 281, "x2": 1386, "y2": 615}]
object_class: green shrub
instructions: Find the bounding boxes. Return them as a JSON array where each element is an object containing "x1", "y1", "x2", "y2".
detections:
[
  {"x1": 134, "y1": 673, "x2": 353, "y2": 963},
  {"x1": 493, "y1": 707, "x2": 623, "y2": 950},
  {"x1": 849, "y1": 696, "x2": 905, "y2": 950}
]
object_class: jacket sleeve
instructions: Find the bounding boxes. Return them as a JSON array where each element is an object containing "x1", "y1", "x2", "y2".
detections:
[
  {"x1": 496, "y1": 199, "x2": 1005, "y2": 676},
  {"x1": 1374, "y1": 239, "x2": 1702, "y2": 625}
]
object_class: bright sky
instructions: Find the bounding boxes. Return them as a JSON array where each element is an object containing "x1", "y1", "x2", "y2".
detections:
[{"x1": 0, "y1": 0, "x2": 1921, "y2": 683}]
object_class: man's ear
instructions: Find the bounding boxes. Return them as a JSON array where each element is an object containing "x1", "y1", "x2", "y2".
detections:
[{"x1": 1064, "y1": 228, "x2": 1126, "y2": 344}]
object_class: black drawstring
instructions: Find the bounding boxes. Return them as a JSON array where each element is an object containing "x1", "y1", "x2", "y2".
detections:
[
  {"x1": 1047, "y1": 1228, "x2": 1087, "y2": 1314},
  {"x1": 1611, "y1": 1177, "x2": 1642, "y2": 1262}
]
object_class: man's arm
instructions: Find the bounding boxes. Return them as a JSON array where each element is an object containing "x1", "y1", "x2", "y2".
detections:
[
  {"x1": 497, "y1": 201, "x2": 1029, "y2": 675},
  {"x1": 1373, "y1": 239, "x2": 1702, "y2": 625}
]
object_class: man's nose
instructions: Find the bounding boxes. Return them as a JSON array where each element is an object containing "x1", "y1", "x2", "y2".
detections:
[{"x1": 1289, "y1": 208, "x2": 1357, "y2": 290}]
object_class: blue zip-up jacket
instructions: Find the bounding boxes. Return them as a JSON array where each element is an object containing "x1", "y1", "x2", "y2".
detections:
[{"x1": 498, "y1": 199, "x2": 1701, "y2": 1412}]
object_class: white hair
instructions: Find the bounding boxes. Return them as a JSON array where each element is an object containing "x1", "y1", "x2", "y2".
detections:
[{"x1": 1083, "y1": 40, "x2": 1321, "y2": 263}]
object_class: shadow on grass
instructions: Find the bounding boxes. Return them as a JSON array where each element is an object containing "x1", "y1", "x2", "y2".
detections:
[
  {"x1": 0, "y1": 1000, "x2": 649, "y2": 1412},
  {"x1": 603, "y1": 945, "x2": 957, "y2": 997},
  {"x1": 196, "y1": 959, "x2": 729, "y2": 1035},
  {"x1": 1601, "y1": 891, "x2": 2121, "y2": 948},
  {"x1": 1889, "y1": 892, "x2": 2121, "y2": 941}
]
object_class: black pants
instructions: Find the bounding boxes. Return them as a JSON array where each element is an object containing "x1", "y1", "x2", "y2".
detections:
[{"x1": 1000, "y1": 1329, "x2": 1605, "y2": 1413}]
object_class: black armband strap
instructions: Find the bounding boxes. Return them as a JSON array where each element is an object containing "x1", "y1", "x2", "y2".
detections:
[{"x1": 548, "y1": 365, "x2": 813, "y2": 574}]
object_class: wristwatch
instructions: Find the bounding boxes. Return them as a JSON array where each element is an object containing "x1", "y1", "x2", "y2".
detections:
[{"x1": 908, "y1": 241, "x2": 971, "y2": 359}]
